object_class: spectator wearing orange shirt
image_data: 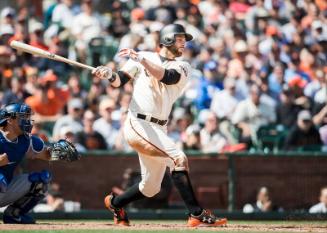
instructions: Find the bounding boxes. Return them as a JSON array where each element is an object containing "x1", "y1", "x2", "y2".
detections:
[{"x1": 25, "y1": 70, "x2": 69, "y2": 118}]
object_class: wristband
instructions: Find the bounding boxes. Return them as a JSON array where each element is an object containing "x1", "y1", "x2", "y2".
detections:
[
  {"x1": 108, "y1": 72, "x2": 117, "y2": 83},
  {"x1": 135, "y1": 53, "x2": 144, "y2": 63}
]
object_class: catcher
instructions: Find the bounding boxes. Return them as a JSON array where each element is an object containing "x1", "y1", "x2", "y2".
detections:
[{"x1": 0, "y1": 103, "x2": 79, "y2": 224}]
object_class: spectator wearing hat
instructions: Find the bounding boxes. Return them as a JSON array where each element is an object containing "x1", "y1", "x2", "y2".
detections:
[
  {"x1": 227, "y1": 40, "x2": 248, "y2": 80},
  {"x1": 0, "y1": 7, "x2": 15, "y2": 35},
  {"x1": 25, "y1": 70, "x2": 69, "y2": 118},
  {"x1": 259, "y1": 25, "x2": 281, "y2": 56},
  {"x1": 52, "y1": 98, "x2": 84, "y2": 141},
  {"x1": 284, "y1": 110, "x2": 322, "y2": 150},
  {"x1": 93, "y1": 98, "x2": 118, "y2": 149},
  {"x1": 276, "y1": 86, "x2": 301, "y2": 128},
  {"x1": 195, "y1": 60, "x2": 222, "y2": 111},
  {"x1": 29, "y1": 21, "x2": 48, "y2": 51}
]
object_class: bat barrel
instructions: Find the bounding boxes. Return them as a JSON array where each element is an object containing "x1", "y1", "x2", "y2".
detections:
[{"x1": 10, "y1": 40, "x2": 95, "y2": 71}]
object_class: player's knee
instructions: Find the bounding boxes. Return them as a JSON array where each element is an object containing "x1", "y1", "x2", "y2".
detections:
[
  {"x1": 139, "y1": 181, "x2": 161, "y2": 197},
  {"x1": 28, "y1": 170, "x2": 51, "y2": 195}
]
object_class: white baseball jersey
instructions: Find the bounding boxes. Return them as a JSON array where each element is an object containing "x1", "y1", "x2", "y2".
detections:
[{"x1": 120, "y1": 51, "x2": 191, "y2": 120}]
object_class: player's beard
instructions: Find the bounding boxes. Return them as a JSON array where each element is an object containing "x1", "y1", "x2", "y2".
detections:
[{"x1": 168, "y1": 45, "x2": 183, "y2": 57}]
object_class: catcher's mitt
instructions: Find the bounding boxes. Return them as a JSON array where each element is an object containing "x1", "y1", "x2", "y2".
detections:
[{"x1": 50, "y1": 139, "x2": 80, "y2": 162}]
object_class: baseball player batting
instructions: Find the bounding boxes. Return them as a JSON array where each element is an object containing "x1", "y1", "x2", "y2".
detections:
[
  {"x1": 93, "y1": 24, "x2": 227, "y2": 227},
  {"x1": 0, "y1": 103, "x2": 79, "y2": 224}
]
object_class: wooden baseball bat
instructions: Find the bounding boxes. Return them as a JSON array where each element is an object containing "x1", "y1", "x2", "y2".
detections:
[{"x1": 10, "y1": 40, "x2": 95, "y2": 71}]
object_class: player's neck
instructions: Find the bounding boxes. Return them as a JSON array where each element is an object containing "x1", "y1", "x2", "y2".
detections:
[
  {"x1": 0, "y1": 128, "x2": 20, "y2": 141},
  {"x1": 159, "y1": 48, "x2": 176, "y2": 60}
]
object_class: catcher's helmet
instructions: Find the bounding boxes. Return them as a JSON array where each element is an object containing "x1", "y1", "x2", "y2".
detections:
[
  {"x1": 0, "y1": 103, "x2": 33, "y2": 133},
  {"x1": 159, "y1": 24, "x2": 193, "y2": 46}
]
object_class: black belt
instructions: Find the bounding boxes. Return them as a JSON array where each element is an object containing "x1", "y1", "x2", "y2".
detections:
[{"x1": 137, "y1": 113, "x2": 168, "y2": 126}]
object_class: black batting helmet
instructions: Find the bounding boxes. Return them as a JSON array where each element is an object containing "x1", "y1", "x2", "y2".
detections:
[{"x1": 159, "y1": 24, "x2": 193, "y2": 46}]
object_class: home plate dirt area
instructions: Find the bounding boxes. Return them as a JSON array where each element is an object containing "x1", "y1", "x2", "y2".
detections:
[{"x1": 1, "y1": 221, "x2": 327, "y2": 233}]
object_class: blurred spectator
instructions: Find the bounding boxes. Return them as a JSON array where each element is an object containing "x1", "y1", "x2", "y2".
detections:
[
  {"x1": 31, "y1": 122, "x2": 50, "y2": 143},
  {"x1": 304, "y1": 68, "x2": 325, "y2": 99},
  {"x1": 168, "y1": 107, "x2": 192, "y2": 143},
  {"x1": 93, "y1": 98, "x2": 118, "y2": 149},
  {"x1": 179, "y1": 124, "x2": 202, "y2": 151},
  {"x1": 195, "y1": 60, "x2": 223, "y2": 110},
  {"x1": 29, "y1": 20, "x2": 48, "y2": 51},
  {"x1": 232, "y1": 84, "x2": 276, "y2": 146},
  {"x1": 284, "y1": 110, "x2": 322, "y2": 150},
  {"x1": 33, "y1": 183, "x2": 64, "y2": 212},
  {"x1": 2, "y1": 77, "x2": 30, "y2": 106},
  {"x1": 309, "y1": 186, "x2": 327, "y2": 213},
  {"x1": 24, "y1": 66, "x2": 39, "y2": 95},
  {"x1": 200, "y1": 111, "x2": 228, "y2": 153},
  {"x1": 276, "y1": 86, "x2": 301, "y2": 128},
  {"x1": 44, "y1": 0, "x2": 75, "y2": 41},
  {"x1": 228, "y1": 40, "x2": 248, "y2": 82},
  {"x1": 25, "y1": 70, "x2": 69, "y2": 117},
  {"x1": 67, "y1": 73, "x2": 88, "y2": 99},
  {"x1": 59, "y1": 125, "x2": 86, "y2": 153},
  {"x1": 52, "y1": 98, "x2": 84, "y2": 140},
  {"x1": 268, "y1": 62, "x2": 285, "y2": 98},
  {"x1": 210, "y1": 78, "x2": 239, "y2": 120},
  {"x1": 76, "y1": 109, "x2": 107, "y2": 150},
  {"x1": 243, "y1": 186, "x2": 283, "y2": 213},
  {"x1": 210, "y1": 77, "x2": 241, "y2": 145},
  {"x1": 71, "y1": 0, "x2": 102, "y2": 63}
]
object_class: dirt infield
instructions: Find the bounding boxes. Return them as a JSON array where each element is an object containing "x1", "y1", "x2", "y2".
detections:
[{"x1": 1, "y1": 221, "x2": 327, "y2": 232}]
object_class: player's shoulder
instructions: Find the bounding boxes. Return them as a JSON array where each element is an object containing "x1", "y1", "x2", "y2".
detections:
[
  {"x1": 29, "y1": 134, "x2": 45, "y2": 153},
  {"x1": 174, "y1": 60, "x2": 192, "y2": 77}
]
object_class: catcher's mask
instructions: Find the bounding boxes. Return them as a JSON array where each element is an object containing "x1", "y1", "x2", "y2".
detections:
[
  {"x1": 159, "y1": 24, "x2": 193, "y2": 47},
  {"x1": 0, "y1": 103, "x2": 33, "y2": 133}
]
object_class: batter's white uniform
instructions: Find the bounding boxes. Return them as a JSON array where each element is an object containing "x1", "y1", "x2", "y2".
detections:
[{"x1": 121, "y1": 51, "x2": 191, "y2": 197}]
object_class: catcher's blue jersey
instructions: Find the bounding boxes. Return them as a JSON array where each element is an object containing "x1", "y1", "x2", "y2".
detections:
[{"x1": 0, "y1": 132, "x2": 44, "y2": 183}]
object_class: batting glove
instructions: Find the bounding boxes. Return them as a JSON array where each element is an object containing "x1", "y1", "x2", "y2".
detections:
[{"x1": 92, "y1": 66, "x2": 113, "y2": 81}]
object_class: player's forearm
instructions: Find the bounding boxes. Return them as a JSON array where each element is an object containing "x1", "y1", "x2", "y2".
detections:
[
  {"x1": 30, "y1": 148, "x2": 51, "y2": 161},
  {"x1": 140, "y1": 58, "x2": 165, "y2": 81},
  {"x1": 0, "y1": 153, "x2": 9, "y2": 166}
]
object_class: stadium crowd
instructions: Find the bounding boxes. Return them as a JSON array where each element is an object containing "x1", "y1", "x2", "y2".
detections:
[{"x1": 0, "y1": 0, "x2": 326, "y2": 153}]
